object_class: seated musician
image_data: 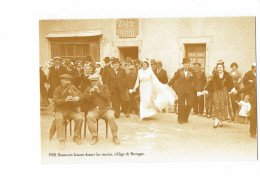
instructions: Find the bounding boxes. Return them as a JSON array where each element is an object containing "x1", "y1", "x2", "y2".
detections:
[
  {"x1": 53, "y1": 74, "x2": 83, "y2": 150},
  {"x1": 81, "y1": 73, "x2": 120, "y2": 145}
]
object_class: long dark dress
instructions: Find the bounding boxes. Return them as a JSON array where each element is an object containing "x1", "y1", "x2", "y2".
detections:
[{"x1": 205, "y1": 71, "x2": 234, "y2": 120}]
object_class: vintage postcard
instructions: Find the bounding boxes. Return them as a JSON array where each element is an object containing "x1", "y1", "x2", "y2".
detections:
[{"x1": 40, "y1": 17, "x2": 257, "y2": 163}]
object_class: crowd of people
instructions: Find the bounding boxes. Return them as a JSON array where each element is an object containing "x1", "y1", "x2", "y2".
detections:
[{"x1": 40, "y1": 55, "x2": 257, "y2": 150}]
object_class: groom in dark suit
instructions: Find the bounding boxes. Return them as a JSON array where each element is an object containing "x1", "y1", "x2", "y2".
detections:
[
  {"x1": 107, "y1": 58, "x2": 130, "y2": 118},
  {"x1": 168, "y1": 58, "x2": 195, "y2": 124}
]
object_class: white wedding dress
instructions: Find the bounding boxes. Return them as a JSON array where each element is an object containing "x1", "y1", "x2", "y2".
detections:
[{"x1": 133, "y1": 66, "x2": 177, "y2": 119}]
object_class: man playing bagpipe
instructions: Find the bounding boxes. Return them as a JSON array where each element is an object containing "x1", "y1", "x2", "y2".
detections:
[
  {"x1": 52, "y1": 74, "x2": 83, "y2": 150},
  {"x1": 81, "y1": 73, "x2": 120, "y2": 145}
]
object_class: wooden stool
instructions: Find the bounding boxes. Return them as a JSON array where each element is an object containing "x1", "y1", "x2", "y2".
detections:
[
  {"x1": 64, "y1": 118, "x2": 72, "y2": 139},
  {"x1": 84, "y1": 113, "x2": 108, "y2": 138}
]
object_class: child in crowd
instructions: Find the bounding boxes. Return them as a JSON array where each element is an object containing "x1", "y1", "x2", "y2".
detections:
[{"x1": 236, "y1": 95, "x2": 251, "y2": 124}]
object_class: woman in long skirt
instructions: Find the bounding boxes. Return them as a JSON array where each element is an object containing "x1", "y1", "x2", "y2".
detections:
[{"x1": 204, "y1": 62, "x2": 235, "y2": 128}]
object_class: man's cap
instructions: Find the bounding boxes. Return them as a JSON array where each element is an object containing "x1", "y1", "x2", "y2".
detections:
[
  {"x1": 75, "y1": 60, "x2": 82, "y2": 65},
  {"x1": 112, "y1": 58, "x2": 120, "y2": 64},
  {"x1": 88, "y1": 73, "x2": 100, "y2": 80},
  {"x1": 96, "y1": 62, "x2": 101, "y2": 65},
  {"x1": 150, "y1": 59, "x2": 156, "y2": 64},
  {"x1": 129, "y1": 65, "x2": 136, "y2": 70},
  {"x1": 59, "y1": 74, "x2": 72, "y2": 80},
  {"x1": 125, "y1": 57, "x2": 131, "y2": 62},
  {"x1": 156, "y1": 61, "x2": 162, "y2": 66},
  {"x1": 182, "y1": 58, "x2": 190, "y2": 64},
  {"x1": 53, "y1": 56, "x2": 61, "y2": 60},
  {"x1": 193, "y1": 62, "x2": 201, "y2": 66},
  {"x1": 252, "y1": 62, "x2": 256, "y2": 67}
]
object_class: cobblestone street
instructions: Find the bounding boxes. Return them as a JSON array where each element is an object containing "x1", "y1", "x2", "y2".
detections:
[{"x1": 41, "y1": 108, "x2": 257, "y2": 163}]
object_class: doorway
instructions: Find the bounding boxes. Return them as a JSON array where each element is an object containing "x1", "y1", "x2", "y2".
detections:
[{"x1": 118, "y1": 46, "x2": 138, "y2": 61}]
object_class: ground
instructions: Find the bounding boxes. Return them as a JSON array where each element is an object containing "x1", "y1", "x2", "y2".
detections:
[{"x1": 41, "y1": 108, "x2": 257, "y2": 163}]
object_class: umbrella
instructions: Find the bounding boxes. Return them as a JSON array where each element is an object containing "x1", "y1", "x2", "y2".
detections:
[{"x1": 49, "y1": 120, "x2": 57, "y2": 142}]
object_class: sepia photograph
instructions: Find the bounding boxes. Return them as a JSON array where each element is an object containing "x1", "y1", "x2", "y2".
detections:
[{"x1": 39, "y1": 17, "x2": 257, "y2": 163}]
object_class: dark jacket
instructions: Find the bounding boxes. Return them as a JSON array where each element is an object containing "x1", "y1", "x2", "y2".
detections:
[
  {"x1": 168, "y1": 68, "x2": 195, "y2": 96},
  {"x1": 107, "y1": 67, "x2": 130, "y2": 101},
  {"x1": 82, "y1": 84, "x2": 112, "y2": 112},
  {"x1": 126, "y1": 70, "x2": 137, "y2": 89},
  {"x1": 156, "y1": 68, "x2": 168, "y2": 84},
  {"x1": 205, "y1": 71, "x2": 234, "y2": 92},
  {"x1": 53, "y1": 84, "x2": 82, "y2": 112},
  {"x1": 243, "y1": 70, "x2": 256, "y2": 87},
  {"x1": 193, "y1": 69, "x2": 207, "y2": 92},
  {"x1": 101, "y1": 64, "x2": 112, "y2": 85}
]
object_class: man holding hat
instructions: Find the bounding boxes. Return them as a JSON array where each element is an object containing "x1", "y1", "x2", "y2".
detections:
[
  {"x1": 192, "y1": 62, "x2": 206, "y2": 115},
  {"x1": 82, "y1": 73, "x2": 120, "y2": 145},
  {"x1": 107, "y1": 58, "x2": 130, "y2": 118},
  {"x1": 53, "y1": 74, "x2": 84, "y2": 150},
  {"x1": 168, "y1": 58, "x2": 195, "y2": 124},
  {"x1": 156, "y1": 61, "x2": 168, "y2": 84},
  {"x1": 126, "y1": 65, "x2": 139, "y2": 115},
  {"x1": 48, "y1": 56, "x2": 64, "y2": 98}
]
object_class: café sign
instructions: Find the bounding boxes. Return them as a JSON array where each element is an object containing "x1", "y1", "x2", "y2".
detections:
[{"x1": 116, "y1": 19, "x2": 139, "y2": 38}]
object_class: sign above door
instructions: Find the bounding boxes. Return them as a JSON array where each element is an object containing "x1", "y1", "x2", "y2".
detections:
[{"x1": 116, "y1": 19, "x2": 139, "y2": 38}]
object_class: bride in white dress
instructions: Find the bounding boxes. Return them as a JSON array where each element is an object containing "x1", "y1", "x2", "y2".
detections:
[{"x1": 129, "y1": 59, "x2": 177, "y2": 119}]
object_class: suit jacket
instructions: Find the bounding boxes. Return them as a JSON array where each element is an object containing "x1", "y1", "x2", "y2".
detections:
[
  {"x1": 126, "y1": 69, "x2": 137, "y2": 89},
  {"x1": 156, "y1": 68, "x2": 168, "y2": 84},
  {"x1": 82, "y1": 84, "x2": 112, "y2": 112},
  {"x1": 193, "y1": 70, "x2": 207, "y2": 92},
  {"x1": 243, "y1": 70, "x2": 256, "y2": 87},
  {"x1": 168, "y1": 68, "x2": 195, "y2": 96},
  {"x1": 107, "y1": 67, "x2": 129, "y2": 101}
]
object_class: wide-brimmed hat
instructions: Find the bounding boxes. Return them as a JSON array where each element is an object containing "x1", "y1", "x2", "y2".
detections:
[{"x1": 103, "y1": 57, "x2": 110, "y2": 63}]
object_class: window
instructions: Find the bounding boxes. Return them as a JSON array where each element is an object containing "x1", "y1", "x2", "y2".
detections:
[
  {"x1": 185, "y1": 44, "x2": 206, "y2": 70},
  {"x1": 50, "y1": 37, "x2": 100, "y2": 61}
]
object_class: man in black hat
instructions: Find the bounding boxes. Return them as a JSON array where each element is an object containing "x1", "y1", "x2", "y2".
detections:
[
  {"x1": 168, "y1": 58, "x2": 195, "y2": 124},
  {"x1": 53, "y1": 74, "x2": 83, "y2": 150},
  {"x1": 107, "y1": 58, "x2": 130, "y2": 118},
  {"x1": 192, "y1": 62, "x2": 206, "y2": 115},
  {"x1": 82, "y1": 73, "x2": 120, "y2": 145}
]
